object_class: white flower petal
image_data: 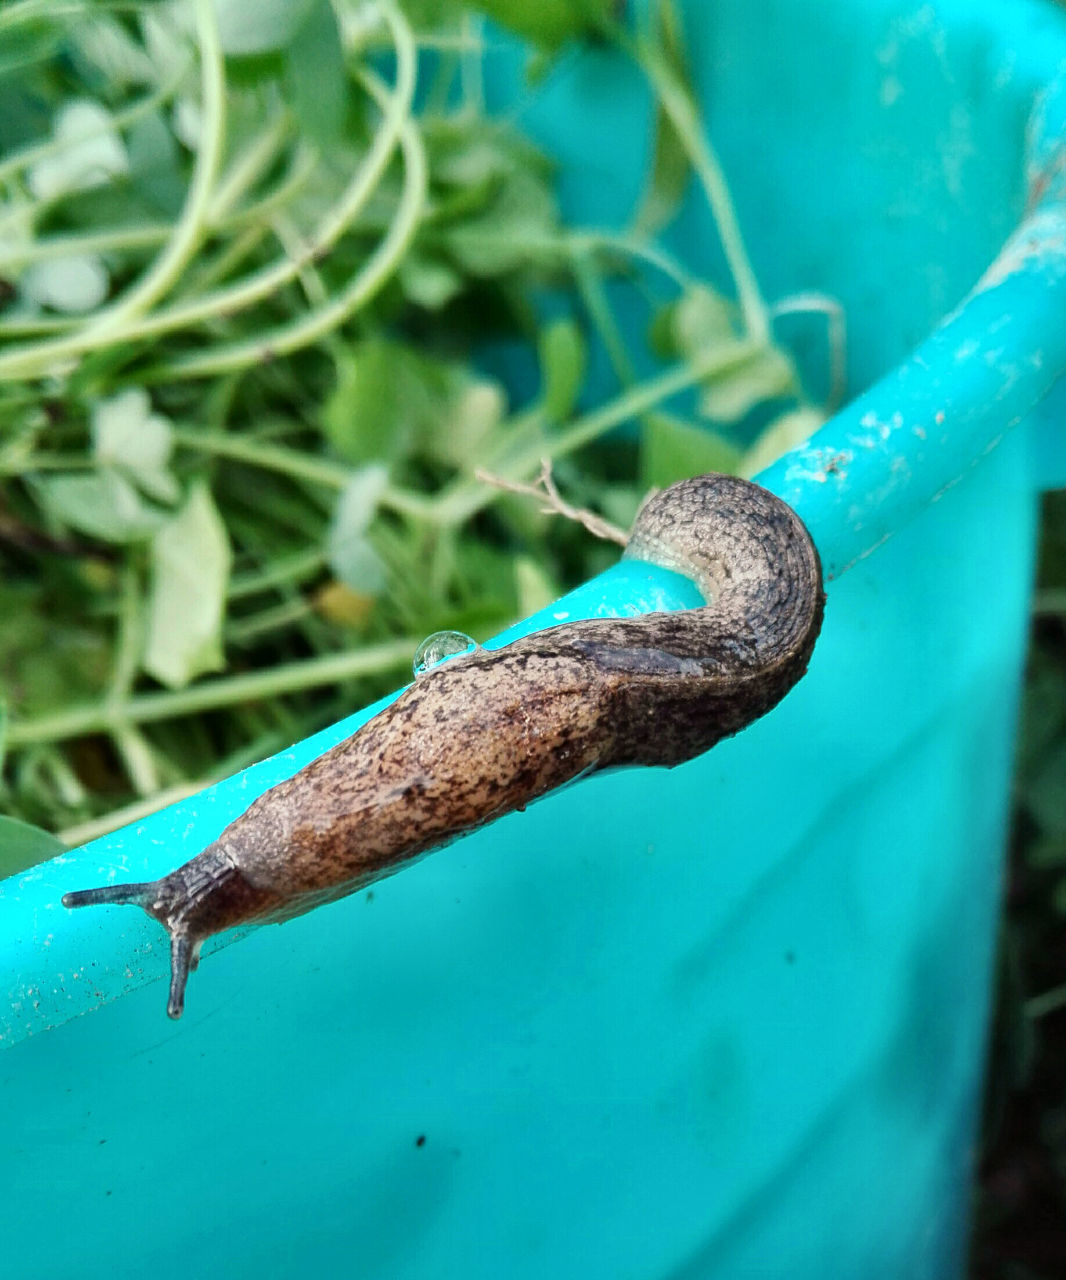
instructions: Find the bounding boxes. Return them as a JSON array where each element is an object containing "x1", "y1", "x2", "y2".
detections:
[
  {"x1": 21, "y1": 255, "x2": 109, "y2": 313},
  {"x1": 93, "y1": 388, "x2": 175, "y2": 473},
  {"x1": 28, "y1": 99, "x2": 129, "y2": 199},
  {"x1": 172, "y1": 99, "x2": 202, "y2": 150}
]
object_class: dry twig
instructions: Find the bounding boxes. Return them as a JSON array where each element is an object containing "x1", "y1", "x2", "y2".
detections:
[{"x1": 475, "y1": 458, "x2": 629, "y2": 546}]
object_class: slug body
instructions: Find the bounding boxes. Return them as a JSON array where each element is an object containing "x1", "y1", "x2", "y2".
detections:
[{"x1": 63, "y1": 474, "x2": 825, "y2": 1018}]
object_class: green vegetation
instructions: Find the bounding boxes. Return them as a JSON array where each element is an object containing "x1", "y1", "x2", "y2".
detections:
[
  {"x1": 0, "y1": 0, "x2": 828, "y2": 864},
  {"x1": 973, "y1": 495, "x2": 1066, "y2": 1280}
]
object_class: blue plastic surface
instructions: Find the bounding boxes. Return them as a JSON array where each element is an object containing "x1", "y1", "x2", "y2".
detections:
[{"x1": 4, "y1": 0, "x2": 1066, "y2": 1276}]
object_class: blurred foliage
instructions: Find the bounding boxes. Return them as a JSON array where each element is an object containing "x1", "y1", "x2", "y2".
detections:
[
  {"x1": 973, "y1": 491, "x2": 1066, "y2": 1280},
  {"x1": 0, "y1": 0, "x2": 827, "y2": 862}
]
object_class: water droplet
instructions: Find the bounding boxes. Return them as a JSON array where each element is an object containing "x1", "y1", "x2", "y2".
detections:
[{"x1": 413, "y1": 630, "x2": 479, "y2": 677}]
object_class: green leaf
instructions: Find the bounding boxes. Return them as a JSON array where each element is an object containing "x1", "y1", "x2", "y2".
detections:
[
  {"x1": 27, "y1": 99, "x2": 129, "y2": 199},
  {"x1": 327, "y1": 466, "x2": 389, "y2": 595},
  {"x1": 323, "y1": 338, "x2": 417, "y2": 466},
  {"x1": 144, "y1": 483, "x2": 232, "y2": 689},
  {"x1": 698, "y1": 345, "x2": 797, "y2": 422},
  {"x1": 1017, "y1": 660, "x2": 1066, "y2": 774},
  {"x1": 633, "y1": 0, "x2": 691, "y2": 233},
  {"x1": 0, "y1": 585, "x2": 110, "y2": 719},
  {"x1": 673, "y1": 285, "x2": 736, "y2": 357},
  {"x1": 0, "y1": 20, "x2": 61, "y2": 80},
  {"x1": 284, "y1": 0, "x2": 346, "y2": 147},
  {"x1": 740, "y1": 407, "x2": 824, "y2": 478},
  {"x1": 127, "y1": 110, "x2": 184, "y2": 217},
  {"x1": 0, "y1": 814, "x2": 65, "y2": 881},
  {"x1": 324, "y1": 340, "x2": 503, "y2": 470},
  {"x1": 92, "y1": 388, "x2": 179, "y2": 504},
  {"x1": 69, "y1": 11, "x2": 155, "y2": 86},
  {"x1": 436, "y1": 379, "x2": 506, "y2": 467},
  {"x1": 398, "y1": 254, "x2": 464, "y2": 310},
  {"x1": 1027, "y1": 833, "x2": 1066, "y2": 870},
  {"x1": 213, "y1": 0, "x2": 307, "y2": 57},
  {"x1": 469, "y1": 0, "x2": 613, "y2": 49},
  {"x1": 641, "y1": 412, "x2": 742, "y2": 489},
  {"x1": 35, "y1": 470, "x2": 166, "y2": 543},
  {"x1": 328, "y1": 535, "x2": 387, "y2": 596},
  {"x1": 20, "y1": 255, "x2": 109, "y2": 313},
  {"x1": 1021, "y1": 740, "x2": 1066, "y2": 837},
  {"x1": 444, "y1": 168, "x2": 559, "y2": 277},
  {"x1": 539, "y1": 318, "x2": 586, "y2": 422},
  {"x1": 514, "y1": 555, "x2": 558, "y2": 616},
  {"x1": 432, "y1": 135, "x2": 512, "y2": 189}
]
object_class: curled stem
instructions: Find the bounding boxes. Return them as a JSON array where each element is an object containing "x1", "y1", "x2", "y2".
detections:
[
  {"x1": 5, "y1": 637, "x2": 418, "y2": 748},
  {"x1": 628, "y1": 35, "x2": 769, "y2": 345},
  {"x1": 436, "y1": 340, "x2": 757, "y2": 527},
  {"x1": 0, "y1": 0, "x2": 222, "y2": 378},
  {"x1": 0, "y1": 1, "x2": 420, "y2": 383},
  {"x1": 147, "y1": 68, "x2": 427, "y2": 378}
]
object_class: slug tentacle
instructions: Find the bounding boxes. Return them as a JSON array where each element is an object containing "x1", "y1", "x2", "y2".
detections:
[
  {"x1": 62, "y1": 883, "x2": 156, "y2": 911},
  {"x1": 64, "y1": 843, "x2": 284, "y2": 1017},
  {"x1": 168, "y1": 937, "x2": 195, "y2": 1020},
  {"x1": 62, "y1": 473, "x2": 825, "y2": 1018}
]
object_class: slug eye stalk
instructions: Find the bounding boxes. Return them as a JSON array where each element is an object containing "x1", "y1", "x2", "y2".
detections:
[{"x1": 62, "y1": 883, "x2": 155, "y2": 911}]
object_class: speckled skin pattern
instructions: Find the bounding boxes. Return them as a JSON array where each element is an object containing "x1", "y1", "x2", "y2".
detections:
[{"x1": 63, "y1": 474, "x2": 825, "y2": 1017}]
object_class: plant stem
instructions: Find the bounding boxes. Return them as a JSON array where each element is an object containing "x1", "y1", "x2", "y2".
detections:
[
  {"x1": 107, "y1": 564, "x2": 143, "y2": 705},
  {"x1": 171, "y1": 427, "x2": 352, "y2": 488},
  {"x1": 105, "y1": 565, "x2": 161, "y2": 795},
  {"x1": 168, "y1": 427, "x2": 433, "y2": 518},
  {"x1": 6, "y1": 3, "x2": 410, "y2": 375},
  {"x1": 226, "y1": 597, "x2": 314, "y2": 645},
  {"x1": 633, "y1": 37, "x2": 770, "y2": 344},
  {"x1": 435, "y1": 341, "x2": 757, "y2": 527},
  {"x1": 0, "y1": 224, "x2": 171, "y2": 271},
  {"x1": 148, "y1": 65, "x2": 427, "y2": 379},
  {"x1": 178, "y1": 223, "x2": 270, "y2": 298},
  {"x1": 0, "y1": 56, "x2": 189, "y2": 189},
  {"x1": 207, "y1": 112, "x2": 291, "y2": 224},
  {"x1": 82, "y1": 0, "x2": 227, "y2": 337},
  {"x1": 567, "y1": 231, "x2": 693, "y2": 289},
  {"x1": 1025, "y1": 981, "x2": 1066, "y2": 1020},
  {"x1": 770, "y1": 291, "x2": 848, "y2": 411},
  {"x1": 5, "y1": 637, "x2": 417, "y2": 747},
  {"x1": 459, "y1": 13, "x2": 485, "y2": 113},
  {"x1": 59, "y1": 780, "x2": 208, "y2": 848},
  {"x1": 0, "y1": 5, "x2": 222, "y2": 379},
  {"x1": 0, "y1": 453, "x2": 93, "y2": 476},
  {"x1": 572, "y1": 251, "x2": 637, "y2": 385},
  {"x1": 1033, "y1": 588, "x2": 1066, "y2": 617},
  {"x1": 229, "y1": 548, "x2": 325, "y2": 600},
  {"x1": 0, "y1": 140, "x2": 314, "y2": 275}
]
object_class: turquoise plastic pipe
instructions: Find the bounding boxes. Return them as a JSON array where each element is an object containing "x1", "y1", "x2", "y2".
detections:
[{"x1": 4, "y1": 0, "x2": 1066, "y2": 1276}]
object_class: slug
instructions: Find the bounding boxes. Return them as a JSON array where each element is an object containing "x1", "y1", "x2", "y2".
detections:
[{"x1": 63, "y1": 474, "x2": 824, "y2": 1018}]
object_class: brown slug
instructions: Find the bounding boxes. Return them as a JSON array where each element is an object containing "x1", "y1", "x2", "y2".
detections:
[{"x1": 63, "y1": 473, "x2": 825, "y2": 1019}]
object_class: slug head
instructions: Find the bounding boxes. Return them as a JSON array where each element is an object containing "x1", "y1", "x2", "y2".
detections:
[{"x1": 62, "y1": 845, "x2": 282, "y2": 1019}]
